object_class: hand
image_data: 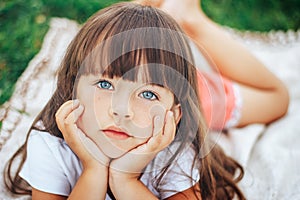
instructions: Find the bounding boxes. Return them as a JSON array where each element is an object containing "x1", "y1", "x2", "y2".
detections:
[
  {"x1": 109, "y1": 111, "x2": 176, "y2": 179},
  {"x1": 134, "y1": 0, "x2": 163, "y2": 7},
  {"x1": 55, "y1": 100, "x2": 110, "y2": 169},
  {"x1": 135, "y1": 0, "x2": 203, "y2": 21}
]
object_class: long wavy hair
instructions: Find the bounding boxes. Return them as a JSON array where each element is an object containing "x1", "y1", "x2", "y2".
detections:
[{"x1": 5, "y1": 2, "x2": 245, "y2": 199}]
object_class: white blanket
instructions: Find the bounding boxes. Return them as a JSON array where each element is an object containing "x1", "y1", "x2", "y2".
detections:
[{"x1": 0, "y1": 18, "x2": 299, "y2": 200}]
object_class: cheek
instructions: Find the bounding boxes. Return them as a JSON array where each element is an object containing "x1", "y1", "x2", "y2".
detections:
[
  {"x1": 93, "y1": 92, "x2": 111, "y2": 124},
  {"x1": 131, "y1": 99, "x2": 167, "y2": 127},
  {"x1": 135, "y1": 98, "x2": 167, "y2": 116},
  {"x1": 76, "y1": 104, "x2": 98, "y2": 136},
  {"x1": 132, "y1": 102, "x2": 152, "y2": 127},
  {"x1": 76, "y1": 88, "x2": 97, "y2": 132},
  {"x1": 130, "y1": 99, "x2": 167, "y2": 138},
  {"x1": 77, "y1": 90, "x2": 110, "y2": 132}
]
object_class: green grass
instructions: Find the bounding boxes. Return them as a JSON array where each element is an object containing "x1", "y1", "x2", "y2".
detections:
[
  {"x1": 202, "y1": 0, "x2": 300, "y2": 31},
  {"x1": 0, "y1": 0, "x2": 299, "y2": 105}
]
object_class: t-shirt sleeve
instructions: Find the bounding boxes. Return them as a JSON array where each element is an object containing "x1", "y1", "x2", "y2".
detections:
[
  {"x1": 141, "y1": 145, "x2": 200, "y2": 199},
  {"x1": 19, "y1": 131, "x2": 72, "y2": 196},
  {"x1": 197, "y1": 70, "x2": 238, "y2": 130},
  {"x1": 158, "y1": 148, "x2": 200, "y2": 199}
]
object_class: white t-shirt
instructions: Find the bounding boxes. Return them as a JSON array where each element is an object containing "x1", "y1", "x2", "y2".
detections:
[{"x1": 20, "y1": 130, "x2": 200, "y2": 199}]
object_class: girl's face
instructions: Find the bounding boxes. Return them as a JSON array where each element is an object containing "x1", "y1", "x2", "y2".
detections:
[{"x1": 76, "y1": 72, "x2": 181, "y2": 158}]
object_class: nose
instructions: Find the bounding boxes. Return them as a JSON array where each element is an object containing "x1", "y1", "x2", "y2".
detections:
[
  {"x1": 109, "y1": 83, "x2": 134, "y2": 122},
  {"x1": 111, "y1": 105, "x2": 133, "y2": 119},
  {"x1": 109, "y1": 97, "x2": 134, "y2": 123}
]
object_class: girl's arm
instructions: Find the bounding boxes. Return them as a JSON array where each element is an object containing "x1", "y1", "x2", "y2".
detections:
[
  {"x1": 67, "y1": 165, "x2": 108, "y2": 200},
  {"x1": 189, "y1": 12, "x2": 289, "y2": 127},
  {"x1": 166, "y1": 185, "x2": 201, "y2": 200},
  {"x1": 31, "y1": 156, "x2": 108, "y2": 200},
  {"x1": 55, "y1": 100, "x2": 109, "y2": 200},
  {"x1": 109, "y1": 173, "x2": 158, "y2": 200},
  {"x1": 158, "y1": 0, "x2": 289, "y2": 127},
  {"x1": 32, "y1": 189, "x2": 67, "y2": 200},
  {"x1": 109, "y1": 176, "x2": 201, "y2": 200}
]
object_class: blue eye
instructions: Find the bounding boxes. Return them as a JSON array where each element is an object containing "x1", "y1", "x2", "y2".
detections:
[
  {"x1": 140, "y1": 91, "x2": 158, "y2": 100},
  {"x1": 97, "y1": 80, "x2": 113, "y2": 90}
]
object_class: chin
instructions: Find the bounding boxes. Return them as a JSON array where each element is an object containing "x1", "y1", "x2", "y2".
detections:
[{"x1": 102, "y1": 145, "x2": 130, "y2": 159}]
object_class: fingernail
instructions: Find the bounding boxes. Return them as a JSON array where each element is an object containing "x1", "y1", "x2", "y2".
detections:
[
  {"x1": 155, "y1": 116, "x2": 161, "y2": 121},
  {"x1": 73, "y1": 99, "x2": 80, "y2": 106},
  {"x1": 78, "y1": 104, "x2": 84, "y2": 110}
]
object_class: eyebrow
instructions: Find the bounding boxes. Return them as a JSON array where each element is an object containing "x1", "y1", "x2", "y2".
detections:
[
  {"x1": 96, "y1": 74, "x2": 168, "y2": 91},
  {"x1": 143, "y1": 83, "x2": 165, "y2": 89}
]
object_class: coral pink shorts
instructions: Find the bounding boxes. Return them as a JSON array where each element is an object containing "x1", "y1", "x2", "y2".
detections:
[{"x1": 197, "y1": 70, "x2": 242, "y2": 130}]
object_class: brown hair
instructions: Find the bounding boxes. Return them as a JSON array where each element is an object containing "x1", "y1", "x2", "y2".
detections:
[{"x1": 5, "y1": 2, "x2": 245, "y2": 199}]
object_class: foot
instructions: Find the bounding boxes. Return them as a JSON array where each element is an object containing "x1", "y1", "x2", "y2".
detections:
[{"x1": 134, "y1": 0, "x2": 207, "y2": 38}]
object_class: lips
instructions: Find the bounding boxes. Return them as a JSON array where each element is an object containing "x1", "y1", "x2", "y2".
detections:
[{"x1": 102, "y1": 126, "x2": 130, "y2": 140}]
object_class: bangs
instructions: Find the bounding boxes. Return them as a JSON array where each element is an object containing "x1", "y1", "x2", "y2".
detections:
[
  {"x1": 77, "y1": 26, "x2": 195, "y2": 89},
  {"x1": 73, "y1": 3, "x2": 197, "y2": 104}
]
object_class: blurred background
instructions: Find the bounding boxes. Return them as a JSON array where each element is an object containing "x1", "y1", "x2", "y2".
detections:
[{"x1": 0, "y1": 0, "x2": 299, "y2": 105}]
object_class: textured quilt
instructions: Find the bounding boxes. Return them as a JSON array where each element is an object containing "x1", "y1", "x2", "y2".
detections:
[{"x1": 0, "y1": 18, "x2": 299, "y2": 200}]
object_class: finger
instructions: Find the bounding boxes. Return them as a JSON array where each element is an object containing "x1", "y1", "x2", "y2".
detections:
[
  {"x1": 64, "y1": 104, "x2": 84, "y2": 125},
  {"x1": 160, "y1": 111, "x2": 176, "y2": 146},
  {"x1": 62, "y1": 105, "x2": 84, "y2": 140},
  {"x1": 61, "y1": 106, "x2": 84, "y2": 149},
  {"x1": 77, "y1": 130, "x2": 110, "y2": 166},
  {"x1": 56, "y1": 100, "x2": 79, "y2": 118},
  {"x1": 152, "y1": 115, "x2": 164, "y2": 137},
  {"x1": 142, "y1": 111, "x2": 175, "y2": 152},
  {"x1": 146, "y1": 114, "x2": 165, "y2": 150},
  {"x1": 55, "y1": 100, "x2": 80, "y2": 127},
  {"x1": 56, "y1": 101, "x2": 84, "y2": 140}
]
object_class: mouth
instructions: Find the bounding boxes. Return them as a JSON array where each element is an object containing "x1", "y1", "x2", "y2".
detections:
[{"x1": 102, "y1": 126, "x2": 130, "y2": 140}]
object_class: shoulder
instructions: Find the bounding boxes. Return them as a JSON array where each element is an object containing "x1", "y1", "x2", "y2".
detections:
[
  {"x1": 141, "y1": 143, "x2": 200, "y2": 199},
  {"x1": 20, "y1": 129, "x2": 82, "y2": 196},
  {"x1": 151, "y1": 142, "x2": 200, "y2": 171},
  {"x1": 24, "y1": 130, "x2": 66, "y2": 165},
  {"x1": 26, "y1": 129, "x2": 75, "y2": 163},
  {"x1": 27, "y1": 129, "x2": 64, "y2": 148}
]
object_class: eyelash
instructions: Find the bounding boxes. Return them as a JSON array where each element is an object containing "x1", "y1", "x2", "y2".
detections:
[
  {"x1": 139, "y1": 90, "x2": 159, "y2": 101},
  {"x1": 96, "y1": 80, "x2": 114, "y2": 90},
  {"x1": 95, "y1": 79, "x2": 159, "y2": 101}
]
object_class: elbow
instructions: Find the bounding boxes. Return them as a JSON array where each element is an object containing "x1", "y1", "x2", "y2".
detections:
[{"x1": 276, "y1": 83, "x2": 290, "y2": 119}]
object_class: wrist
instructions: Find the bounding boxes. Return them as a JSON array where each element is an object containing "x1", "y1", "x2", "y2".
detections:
[
  {"x1": 83, "y1": 160, "x2": 109, "y2": 173},
  {"x1": 109, "y1": 170, "x2": 141, "y2": 197},
  {"x1": 81, "y1": 151, "x2": 110, "y2": 170},
  {"x1": 109, "y1": 170, "x2": 158, "y2": 200},
  {"x1": 109, "y1": 167, "x2": 140, "y2": 180},
  {"x1": 71, "y1": 166, "x2": 108, "y2": 200},
  {"x1": 109, "y1": 167, "x2": 140, "y2": 187}
]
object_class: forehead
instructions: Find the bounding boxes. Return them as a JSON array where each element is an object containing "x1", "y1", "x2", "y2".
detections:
[
  {"x1": 78, "y1": 27, "x2": 193, "y2": 75},
  {"x1": 99, "y1": 65, "x2": 163, "y2": 87}
]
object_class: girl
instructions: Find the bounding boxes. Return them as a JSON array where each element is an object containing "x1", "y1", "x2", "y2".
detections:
[
  {"x1": 137, "y1": 0, "x2": 289, "y2": 130},
  {"x1": 5, "y1": 1, "x2": 288, "y2": 199}
]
